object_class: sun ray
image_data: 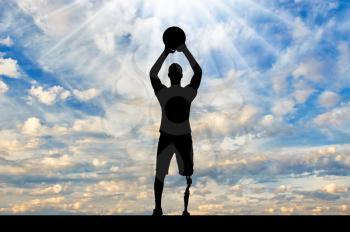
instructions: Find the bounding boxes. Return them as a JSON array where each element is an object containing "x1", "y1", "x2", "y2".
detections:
[
  {"x1": 210, "y1": 0, "x2": 287, "y2": 94},
  {"x1": 189, "y1": 3, "x2": 251, "y2": 70},
  {"x1": 40, "y1": 3, "x2": 107, "y2": 60},
  {"x1": 33, "y1": 3, "x2": 109, "y2": 92},
  {"x1": 12, "y1": 0, "x2": 82, "y2": 34},
  {"x1": 242, "y1": 0, "x2": 294, "y2": 26},
  {"x1": 234, "y1": 16, "x2": 280, "y2": 56},
  {"x1": 214, "y1": 1, "x2": 280, "y2": 56},
  {"x1": 194, "y1": 1, "x2": 252, "y2": 70}
]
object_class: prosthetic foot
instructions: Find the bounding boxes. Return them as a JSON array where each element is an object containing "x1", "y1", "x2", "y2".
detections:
[{"x1": 152, "y1": 208, "x2": 163, "y2": 216}]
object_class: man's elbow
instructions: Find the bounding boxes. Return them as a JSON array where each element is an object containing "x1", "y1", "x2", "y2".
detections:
[
  {"x1": 149, "y1": 70, "x2": 157, "y2": 79},
  {"x1": 194, "y1": 65, "x2": 202, "y2": 76}
]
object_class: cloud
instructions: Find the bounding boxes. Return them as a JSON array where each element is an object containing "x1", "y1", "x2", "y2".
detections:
[
  {"x1": 272, "y1": 99, "x2": 295, "y2": 116},
  {"x1": 199, "y1": 144, "x2": 350, "y2": 180},
  {"x1": 292, "y1": 59, "x2": 325, "y2": 83},
  {"x1": 237, "y1": 105, "x2": 259, "y2": 126},
  {"x1": 0, "y1": 80, "x2": 8, "y2": 93},
  {"x1": 28, "y1": 85, "x2": 71, "y2": 105},
  {"x1": 72, "y1": 116, "x2": 104, "y2": 132},
  {"x1": 318, "y1": 91, "x2": 341, "y2": 108},
  {"x1": 39, "y1": 154, "x2": 74, "y2": 169},
  {"x1": 276, "y1": 185, "x2": 289, "y2": 193},
  {"x1": 21, "y1": 117, "x2": 42, "y2": 135},
  {"x1": 192, "y1": 112, "x2": 235, "y2": 135},
  {"x1": 337, "y1": 42, "x2": 350, "y2": 84},
  {"x1": 8, "y1": 197, "x2": 66, "y2": 214},
  {"x1": 0, "y1": 36, "x2": 14, "y2": 47},
  {"x1": 0, "y1": 130, "x2": 40, "y2": 156},
  {"x1": 260, "y1": 114, "x2": 274, "y2": 127},
  {"x1": 0, "y1": 161, "x2": 27, "y2": 175},
  {"x1": 292, "y1": 17, "x2": 310, "y2": 43},
  {"x1": 0, "y1": 57, "x2": 20, "y2": 78},
  {"x1": 314, "y1": 102, "x2": 350, "y2": 127},
  {"x1": 272, "y1": 74, "x2": 288, "y2": 96},
  {"x1": 292, "y1": 80, "x2": 315, "y2": 104},
  {"x1": 198, "y1": 204, "x2": 224, "y2": 212},
  {"x1": 73, "y1": 88, "x2": 100, "y2": 101},
  {"x1": 31, "y1": 184, "x2": 64, "y2": 195},
  {"x1": 280, "y1": 206, "x2": 295, "y2": 214},
  {"x1": 322, "y1": 183, "x2": 347, "y2": 194},
  {"x1": 312, "y1": 206, "x2": 330, "y2": 215},
  {"x1": 339, "y1": 205, "x2": 348, "y2": 212},
  {"x1": 92, "y1": 158, "x2": 107, "y2": 167}
]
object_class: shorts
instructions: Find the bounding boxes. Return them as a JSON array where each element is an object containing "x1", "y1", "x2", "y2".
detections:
[{"x1": 156, "y1": 132, "x2": 194, "y2": 177}]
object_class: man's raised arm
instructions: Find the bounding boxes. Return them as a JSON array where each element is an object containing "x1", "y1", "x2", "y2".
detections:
[
  {"x1": 178, "y1": 44, "x2": 202, "y2": 90},
  {"x1": 150, "y1": 48, "x2": 173, "y2": 94}
]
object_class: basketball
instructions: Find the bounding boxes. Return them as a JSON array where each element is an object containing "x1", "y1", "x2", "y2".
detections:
[{"x1": 163, "y1": 26, "x2": 186, "y2": 51}]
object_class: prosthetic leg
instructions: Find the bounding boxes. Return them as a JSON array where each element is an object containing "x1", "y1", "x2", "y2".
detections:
[{"x1": 182, "y1": 176, "x2": 192, "y2": 216}]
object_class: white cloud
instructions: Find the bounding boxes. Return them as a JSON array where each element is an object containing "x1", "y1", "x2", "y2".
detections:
[
  {"x1": 9, "y1": 197, "x2": 65, "y2": 214},
  {"x1": 237, "y1": 105, "x2": 259, "y2": 126},
  {"x1": 0, "y1": 36, "x2": 14, "y2": 46},
  {"x1": 94, "y1": 31, "x2": 116, "y2": 55},
  {"x1": 280, "y1": 206, "x2": 295, "y2": 214},
  {"x1": 260, "y1": 114, "x2": 274, "y2": 127},
  {"x1": 39, "y1": 154, "x2": 74, "y2": 169},
  {"x1": 29, "y1": 85, "x2": 71, "y2": 105},
  {"x1": 339, "y1": 205, "x2": 348, "y2": 212},
  {"x1": 15, "y1": 1, "x2": 81, "y2": 38},
  {"x1": 318, "y1": 91, "x2": 341, "y2": 108},
  {"x1": 92, "y1": 158, "x2": 107, "y2": 167},
  {"x1": 198, "y1": 22, "x2": 235, "y2": 54},
  {"x1": 318, "y1": 146, "x2": 337, "y2": 155},
  {"x1": 0, "y1": 80, "x2": 9, "y2": 93},
  {"x1": 272, "y1": 99, "x2": 295, "y2": 116},
  {"x1": 293, "y1": 59, "x2": 324, "y2": 83},
  {"x1": 21, "y1": 117, "x2": 42, "y2": 135},
  {"x1": 322, "y1": 183, "x2": 347, "y2": 194},
  {"x1": 312, "y1": 206, "x2": 330, "y2": 215},
  {"x1": 0, "y1": 129, "x2": 40, "y2": 156},
  {"x1": 0, "y1": 57, "x2": 20, "y2": 78},
  {"x1": 292, "y1": 80, "x2": 315, "y2": 104},
  {"x1": 85, "y1": 181, "x2": 123, "y2": 195},
  {"x1": 292, "y1": 17, "x2": 310, "y2": 42},
  {"x1": 337, "y1": 43, "x2": 350, "y2": 84},
  {"x1": 293, "y1": 89, "x2": 314, "y2": 104},
  {"x1": 72, "y1": 116, "x2": 104, "y2": 132},
  {"x1": 276, "y1": 185, "x2": 289, "y2": 193},
  {"x1": 192, "y1": 111, "x2": 235, "y2": 135},
  {"x1": 198, "y1": 204, "x2": 224, "y2": 212},
  {"x1": 314, "y1": 102, "x2": 350, "y2": 127},
  {"x1": 73, "y1": 88, "x2": 100, "y2": 101},
  {"x1": 31, "y1": 184, "x2": 63, "y2": 195},
  {"x1": 191, "y1": 103, "x2": 259, "y2": 136},
  {"x1": 272, "y1": 75, "x2": 288, "y2": 96}
]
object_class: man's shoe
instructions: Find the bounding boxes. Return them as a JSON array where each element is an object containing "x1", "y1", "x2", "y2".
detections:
[{"x1": 152, "y1": 208, "x2": 163, "y2": 216}]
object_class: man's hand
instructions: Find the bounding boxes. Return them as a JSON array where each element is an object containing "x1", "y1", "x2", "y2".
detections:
[
  {"x1": 176, "y1": 44, "x2": 187, "y2": 53},
  {"x1": 164, "y1": 45, "x2": 175, "y2": 54}
]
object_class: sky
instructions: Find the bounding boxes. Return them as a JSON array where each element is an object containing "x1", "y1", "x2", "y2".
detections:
[{"x1": 0, "y1": 0, "x2": 350, "y2": 215}]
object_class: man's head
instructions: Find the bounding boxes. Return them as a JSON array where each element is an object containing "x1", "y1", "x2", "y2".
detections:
[{"x1": 168, "y1": 63, "x2": 183, "y2": 84}]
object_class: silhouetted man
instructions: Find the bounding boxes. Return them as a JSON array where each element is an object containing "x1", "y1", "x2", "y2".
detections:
[{"x1": 150, "y1": 43, "x2": 202, "y2": 216}]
